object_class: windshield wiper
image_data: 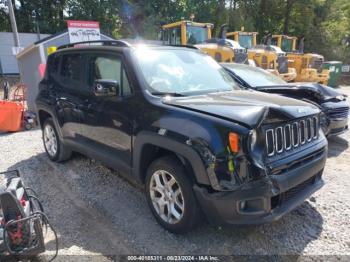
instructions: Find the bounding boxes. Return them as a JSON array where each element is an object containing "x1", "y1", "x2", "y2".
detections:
[
  {"x1": 151, "y1": 91, "x2": 185, "y2": 97},
  {"x1": 255, "y1": 84, "x2": 289, "y2": 88}
]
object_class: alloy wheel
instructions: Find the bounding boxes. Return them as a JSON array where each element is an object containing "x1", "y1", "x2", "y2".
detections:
[
  {"x1": 44, "y1": 124, "x2": 58, "y2": 157},
  {"x1": 149, "y1": 170, "x2": 185, "y2": 224}
]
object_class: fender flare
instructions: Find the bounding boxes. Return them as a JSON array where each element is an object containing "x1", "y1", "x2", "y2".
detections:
[
  {"x1": 37, "y1": 105, "x2": 64, "y2": 140},
  {"x1": 132, "y1": 131, "x2": 211, "y2": 186}
]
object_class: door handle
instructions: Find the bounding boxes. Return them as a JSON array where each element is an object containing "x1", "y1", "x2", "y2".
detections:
[
  {"x1": 77, "y1": 102, "x2": 93, "y2": 110},
  {"x1": 56, "y1": 97, "x2": 76, "y2": 108},
  {"x1": 56, "y1": 97, "x2": 65, "y2": 107}
]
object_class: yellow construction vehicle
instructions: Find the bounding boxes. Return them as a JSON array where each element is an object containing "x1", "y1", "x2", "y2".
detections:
[
  {"x1": 161, "y1": 20, "x2": 248, "y2": 63},
  {"x1": 272, "y1": 35, "x2": 329, "y2": 84},
  {"x1": 226, "y1": 31, "x2": 297, "y2": 82},
  {"x1": 226, "y1": 31, "x2": 258, "y2": 48}
]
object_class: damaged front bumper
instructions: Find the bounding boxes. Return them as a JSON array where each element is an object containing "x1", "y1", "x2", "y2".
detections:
[
  {"x1": 193, "y1": 143, "x2": 327, "y2": 226},
  {"x1": 326, "y1": 118, "x2": 349, "y2": 136},
  {"x1": 322, "y1": 101, "x2": 349, "y2": 136}
]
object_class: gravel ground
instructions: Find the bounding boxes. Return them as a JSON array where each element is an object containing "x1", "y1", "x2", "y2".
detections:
[{"x1": 0, "y1": 86, "x2": 349, "y2": 260}]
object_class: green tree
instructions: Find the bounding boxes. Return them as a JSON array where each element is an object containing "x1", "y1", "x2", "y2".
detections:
[
  {"x1": 0, "y1": 1, "x2": 11, "y2": 32},
  {"x1": 0, "y1": 0, "x2": 348, "y2": 62}
]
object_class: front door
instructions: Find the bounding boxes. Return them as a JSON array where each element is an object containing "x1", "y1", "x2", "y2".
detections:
[{"x1": 79, "y1": 52, "x2": 133, "y2": 174}]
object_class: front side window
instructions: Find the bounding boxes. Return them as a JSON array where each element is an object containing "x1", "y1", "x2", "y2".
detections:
[
  {"x1": 134, "y1": 48, "x2": 239, "y2": 95},
  {"x1": 93, "y1": 56, "x2": 121, "y2": 82},
  {"x1": 186, "y1": 25, "x2": 208, "y2": 45},
  {"x1": 238, "y1": 34, "x2": 253, "y2": 49},
  {"x1": 163, "y1": 27, "x2": 181, "y2": 45},
  {"x1": 282, "y1": 38, "x2": 293, "y2": 52},
  {"x1": 271, "y1": 38, "x2": 278, "y2": 46},
  {"x1": 89, "y1": 55, "x2": 131, "y2": 96}
]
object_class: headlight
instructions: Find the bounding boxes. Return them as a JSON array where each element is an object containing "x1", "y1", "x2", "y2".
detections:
[
  {"x1": 336, "y1": 95, "x2": 345, "y2": 101},
  {"x1": 250, "y1": 130, "x2": 257, "y2": 150},
  {"x1": 319, "y1": 112, "x2": 328, "y2": 126}
]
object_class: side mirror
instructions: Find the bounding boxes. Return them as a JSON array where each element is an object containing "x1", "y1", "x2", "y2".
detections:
[{"x1": 93, "y1": 79, "x2": 119, "y2": 97}]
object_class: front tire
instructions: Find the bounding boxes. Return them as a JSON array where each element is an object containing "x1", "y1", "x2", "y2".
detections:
[
  {"x1": 145, "y1": 156, "x2": 201, "y2": 233},
  {"x1": 42, "y1": 118, "x2": 72, "y2": 162}
]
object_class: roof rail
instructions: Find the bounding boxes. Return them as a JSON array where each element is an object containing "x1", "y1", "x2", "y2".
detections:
[{"x1": 57, "y1": 40, "x2": 131, "y2": 50}]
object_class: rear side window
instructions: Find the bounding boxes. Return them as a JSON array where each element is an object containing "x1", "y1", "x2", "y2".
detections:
[
  {"x1": 46, "y1": 54, "x2": 60, "y2": 78},
  {"x1": 61, "y1": 54, "x2": 83, "y2": 81}
]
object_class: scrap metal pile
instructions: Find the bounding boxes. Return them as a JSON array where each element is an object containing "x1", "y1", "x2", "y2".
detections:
[{"x1": 0, "y1": 170, "x2": 57, "y2": 261}]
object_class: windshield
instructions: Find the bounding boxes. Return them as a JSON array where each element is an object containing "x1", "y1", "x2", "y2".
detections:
[
  {"x1": 186, "y1": 25, "x2": 208, "y2": 44},
  {"x1": 134, "y1": 48, "x2": 239, "y2": 95},
  {"x1": 230, "y1": 65, "x2": 287, "y2": 87},
  {"x1": 282, "y1": 37, "x2": 293, "y2": 52},
  {"x1": 238, "y1": 34, "x2": 253, "y2": 48}
]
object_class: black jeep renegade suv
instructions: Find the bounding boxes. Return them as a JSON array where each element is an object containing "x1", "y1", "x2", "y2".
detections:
[{"x1": 36, "y1": 41, "x2": 327, "y2": 233}]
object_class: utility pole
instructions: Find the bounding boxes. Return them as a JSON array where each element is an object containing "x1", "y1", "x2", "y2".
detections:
[
  {"x1": 7, "y1": 0, "x2": 20, "y2": 47},
  {"x1": 33, "y1": 11, "x2": 41, "y2": 40}
]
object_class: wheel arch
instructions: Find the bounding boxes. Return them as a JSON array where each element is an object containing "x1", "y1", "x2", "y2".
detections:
[
  {"x1": 38, "y1": 110, "x2": 52, "y2": 129},
  {"x1": 37, "y1": 109, "x2": 64, "y2": 140},
  {"x1": 133, "y1": 131, "x2": 210, "y2": 186}
]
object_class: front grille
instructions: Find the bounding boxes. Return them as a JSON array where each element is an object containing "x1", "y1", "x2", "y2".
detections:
[
  {"x1": 326, "y1": 107, "x2": 349, "y2": 119},
  {"x1": 234, "y1": 52, "x2": 248, "y2": 64},
  {"x1": 265, "y1": 116, "x2": 319, "y2": 157},
  {"x1": 277, "y1": 56, "x2": 288, "y2": 74}
]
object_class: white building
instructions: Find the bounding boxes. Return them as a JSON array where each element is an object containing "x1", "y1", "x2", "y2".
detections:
[{"x1": 0, "y1": 32, "x2": 50, "y2": 75}]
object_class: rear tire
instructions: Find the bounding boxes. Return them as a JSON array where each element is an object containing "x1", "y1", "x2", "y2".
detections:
[
  {"x1": 145, "y1": 156, "x2": 201, "y2": 233},
  {"x1": 42, "y1": 118, "x2": 72, "y2": 162}
]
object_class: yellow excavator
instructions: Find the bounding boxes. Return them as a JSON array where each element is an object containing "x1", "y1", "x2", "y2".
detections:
[
  {"x1": 161, "y1": 20, "x2": 248, "y2": 64},
  {"x1": 226, "y1": 31, "x2": 297, "y2": 82},
  {"x1": 271, "y1": 35, "x2": 329, "y2": 84}
]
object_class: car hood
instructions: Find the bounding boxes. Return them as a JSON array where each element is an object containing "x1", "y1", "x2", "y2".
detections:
[
  {"x1": 162, "y1": 90, "x2": 320, "y2": 128},
  {"x1": 257, "y1": 82, "x2": 346, "y2": 102}
]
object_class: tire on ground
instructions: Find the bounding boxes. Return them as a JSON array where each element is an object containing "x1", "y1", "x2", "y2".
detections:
[
  {"x1": 42, "y1": 118, "x2": 72, "y2": 162},
  {"x1": 145, "y1": 156, "x2": 201, "y2": 233}
]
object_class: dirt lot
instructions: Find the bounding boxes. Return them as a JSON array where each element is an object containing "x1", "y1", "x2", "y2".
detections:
[{"x1": 0, "y1": 86, "x2": 349, "y2": 261}]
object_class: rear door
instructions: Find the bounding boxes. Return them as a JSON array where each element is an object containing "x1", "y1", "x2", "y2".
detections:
[
  {"x1": 79, "y1": 52, "x2": 133, "y2": 174},
  {"x1": 54, "y1": 52, "x2": 87, "y2": 141}
]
